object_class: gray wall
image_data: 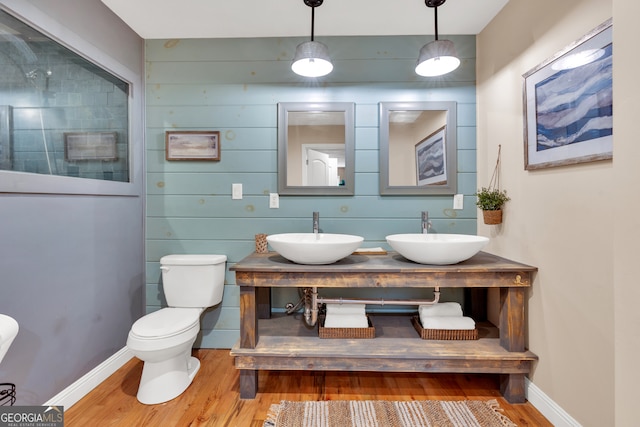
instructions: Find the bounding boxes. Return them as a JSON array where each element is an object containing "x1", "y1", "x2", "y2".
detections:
[
  {"x1": 0, "y1": 0, "x2": 144, "y2": 405},
  {"x1": 145, "y1": 35, "x2": 477, "y2": 348}
]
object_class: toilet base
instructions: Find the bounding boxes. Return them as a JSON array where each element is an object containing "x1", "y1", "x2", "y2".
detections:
[{"x1": 136, "y1": 353, "x2": 201, "y2": 405}]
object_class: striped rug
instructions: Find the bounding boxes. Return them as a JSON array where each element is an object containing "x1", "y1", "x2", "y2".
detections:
[{"x1": 263, "y1": 399, "x2": 517, "y2": 427}]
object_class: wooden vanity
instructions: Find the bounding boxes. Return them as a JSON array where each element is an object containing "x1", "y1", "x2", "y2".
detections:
[{"x1": 229, "y1": 251, "x2": 538, "y2": 403}]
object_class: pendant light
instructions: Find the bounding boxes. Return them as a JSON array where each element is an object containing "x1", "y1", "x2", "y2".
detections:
[
  {"x1": 415, "y1": 0, "x2": 460, "y2": 77},
  {"x1": 292, "y1": 0, "x2": 333, "y2": 78}
]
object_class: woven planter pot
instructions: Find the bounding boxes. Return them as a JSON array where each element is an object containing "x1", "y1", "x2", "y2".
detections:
[{"x1": 482, "y1": 209, "x2": 503, "y2": 225}]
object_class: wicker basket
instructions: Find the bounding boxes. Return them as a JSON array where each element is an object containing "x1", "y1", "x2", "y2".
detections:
[
  {"x1": 319, "y1": 316, "x2": 375, "y2": 339},
  {"x1": 411, "y1": 316, "x2": 478, "y2": 340},
  {"x1": 482, "y1": 209, "x2": 503, "y2": 225}
]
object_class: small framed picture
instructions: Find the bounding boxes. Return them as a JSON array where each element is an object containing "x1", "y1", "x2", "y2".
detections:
[
  {"x1": 165, "y1": 131, "x2": 220, "y2": 161},
  {"x1": 415, "y1": 126, "x2": 447, "y2": 186},
  {"x1": 64, "y1": 132, "x2": 118, "y2": 161},
  {"x1": 523, "y1": 19, "x2": 612, "y2": 170}
]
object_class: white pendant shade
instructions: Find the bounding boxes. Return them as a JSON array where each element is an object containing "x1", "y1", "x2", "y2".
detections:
[
  {"x1": 415, "y1": 39, "x2": 460, "y2": 77},
  {"x1": 292, "y1": 41, "x2": 333, "y2": 77}
]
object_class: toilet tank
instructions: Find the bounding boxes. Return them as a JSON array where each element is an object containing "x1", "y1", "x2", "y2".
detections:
[{"x1": 160, "y1": 254, "x2": 227, "y2": 308}]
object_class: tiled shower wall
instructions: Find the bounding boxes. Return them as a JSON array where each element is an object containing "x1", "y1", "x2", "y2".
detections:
[{"x1": 0, "y1": 32, "x2": 129, "y2": 181}]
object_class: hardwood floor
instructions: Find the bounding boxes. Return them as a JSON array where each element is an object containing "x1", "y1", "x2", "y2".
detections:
[{"x1": 65, "y1": 349, "x2": 552, "y2": 426}]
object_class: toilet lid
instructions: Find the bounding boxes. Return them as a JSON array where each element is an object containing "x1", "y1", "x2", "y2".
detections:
[
  {"x1": 160, "y1": 254, "x2": 226, "y2": 265},
  {"x1": 131, "y1": 308, "x2": 201, "y2": 338}
]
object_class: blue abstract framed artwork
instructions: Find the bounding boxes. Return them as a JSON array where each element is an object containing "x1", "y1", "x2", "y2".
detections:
[
  {"x1": 523, "y1": 19, "x2": 612, "y2": 170},
  {"x1": 415, "y1": 125, "x2": 447, "y2": 186}
]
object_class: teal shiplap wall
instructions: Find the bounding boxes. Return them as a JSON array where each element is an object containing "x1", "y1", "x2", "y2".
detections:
[{"x1": 145, "y1": 35, "x2": 477, "y2": 348}]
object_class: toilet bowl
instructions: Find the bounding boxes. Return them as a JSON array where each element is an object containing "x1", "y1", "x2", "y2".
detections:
[
  {"x1": 127, "y1": 254, "x2": 226, "y2": 405},
  {"x1": 127, "y1": 308, "x2": 202, "y2": 404}
]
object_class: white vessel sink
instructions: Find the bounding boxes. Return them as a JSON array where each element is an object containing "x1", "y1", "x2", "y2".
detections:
[
  {"x1": 0, "y1": 314, "x2": 19, "y2": 364},
  {"x1": 267, "y1": 233, "x2": 364, "y2": 265},
  {"x1": 386, "y1": 233, "x2": 489, "y2": 265}
]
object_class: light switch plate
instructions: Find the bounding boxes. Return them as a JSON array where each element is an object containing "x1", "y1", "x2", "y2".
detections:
[
  {"x1": 453, "y1": 194, "x2": 464, "y2": 210},
  {"x1": 269, "y1": 193, "x2": 279, "y2": 209},
  {"x1": 232, "y1": 183, "x2": 243, "y2": 199}
]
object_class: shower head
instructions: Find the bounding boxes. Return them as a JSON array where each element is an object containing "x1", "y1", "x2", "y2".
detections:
[{"x1": 25, "y1": 68, "x2": 52, "y2": 80}]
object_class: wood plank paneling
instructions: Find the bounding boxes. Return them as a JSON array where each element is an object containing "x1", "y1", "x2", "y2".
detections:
[
  {"x1": 145, "y1": 35, "x2": 478, "y2": 348},
  {"x1": 147, "y1": 84, "x2": 478, "y2": 107},
  {"x1": 146, "y1": 58, "x2": 477, "y2": 85},
  {"x1": 146, "y1": 172, "x2": 278, "y2": 195},
  {"x1": 145, "y1": 35, "x2": 476, "y2": 63},
  {"x1": 146, "y1": 150, "x2": 277, "y2": 173},
  {"x1": 146, "y1": 195, "x2": 477, "y2": 218}
]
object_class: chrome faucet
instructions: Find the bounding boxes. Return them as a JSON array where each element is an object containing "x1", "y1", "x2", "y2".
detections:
[
  {"x1": 313, "y1": 212, "x2": 320, "y2": 236},
  {"x1": 421, "y1": 211, "x2": 432, "y2": 234}
]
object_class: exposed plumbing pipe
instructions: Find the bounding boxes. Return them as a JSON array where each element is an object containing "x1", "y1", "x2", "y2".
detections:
[
  {"x1": 317, "y1": 295, "x2": 441, "y2": 306},
  {"x1": 303, "y1": 286, "x2": 441, "y2": 327},
  {"x1": 305, "y1": 287, "x2": 318, "y2": 327}
]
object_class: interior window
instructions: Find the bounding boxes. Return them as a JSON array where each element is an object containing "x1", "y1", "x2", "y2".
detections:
[{"x1": 0, "y1": 9, "x2": 130, "y2": 182}]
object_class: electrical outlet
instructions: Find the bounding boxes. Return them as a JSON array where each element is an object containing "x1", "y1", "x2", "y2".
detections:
[
  {"x1": 453, "y1": 194, "x2": 464, "y2": 210},
  {"x1": 232, "y1": 183, "x2": 242, "y2": 199},
  {"x1": 269, "y1": 193, "x2": 279, "y2": 209}
]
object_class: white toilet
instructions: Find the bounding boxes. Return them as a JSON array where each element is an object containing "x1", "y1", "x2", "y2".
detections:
[{"x1": 126, "y1": 254, "x2": 226, "y2": 405}]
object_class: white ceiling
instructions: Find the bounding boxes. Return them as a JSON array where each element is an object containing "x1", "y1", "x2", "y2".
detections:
[{"x1": 100, "y1": 0, "x2": 509, "y2": 39}]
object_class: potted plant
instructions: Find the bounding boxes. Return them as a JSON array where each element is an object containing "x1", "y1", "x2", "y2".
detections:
[{"x1": 475, "y1": 187, "x2": 510, "y2": 224}]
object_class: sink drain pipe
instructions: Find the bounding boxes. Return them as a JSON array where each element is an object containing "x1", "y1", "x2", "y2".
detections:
[{"x1": 303, "y1": 286, "x2": 440, "y2": 327}]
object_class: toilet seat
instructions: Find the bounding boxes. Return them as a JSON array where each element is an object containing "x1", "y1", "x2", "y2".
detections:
[
  {"x1": 131, "y1": 307, "x2": 202, "y2": 339},
  {"x1": 127, "y1": 308, "x2": 203, "y2": 354}
]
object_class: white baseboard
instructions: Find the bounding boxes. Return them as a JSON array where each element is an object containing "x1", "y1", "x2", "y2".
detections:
[
  {"x1": 44, "y1": 347, "x2": 133, "y2": 410},
  {"x1": 526, "y1": 378, "x2": 582, "y2": 426}
]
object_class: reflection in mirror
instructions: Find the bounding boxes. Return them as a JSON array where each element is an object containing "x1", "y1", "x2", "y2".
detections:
[
  {"x1": 379, "y1": 102, "x2": 457, "y2": 195},
  {"x1": 278, "y1": 102, "x2": 355, "y2": 195}
]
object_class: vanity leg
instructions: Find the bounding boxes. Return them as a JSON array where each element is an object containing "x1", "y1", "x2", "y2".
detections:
[
  {"x1": 257, "y1": 287, "x2": 271, "y2": 319},
  {"x1": 239, "y1": 369, "x2": 259, "y2": 399},
  {"x1": 240, "y1": 286, "x2": 258, "y2": 348},
  {"x1": 464, "y1": 288, "x2": 487, "y2": 321},
  {"x1": 499, "y1": 287, "x2": 525, "y2": 352},
  {"x1": 238, "y1": 286, "x2": 259, "y2": 398},
  {"x1": 498, "y1": 287, "x2": 529, "y2": 403},
  {"x1": 500, "y1": 374, "x2": 526, "y2": 403}
]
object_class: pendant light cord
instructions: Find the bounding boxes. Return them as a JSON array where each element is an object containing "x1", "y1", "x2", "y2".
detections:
[
  {"x1": 433, "y1": 6, "x2": 439, "y2": 41},
  {"x1": 310, "y1": 6, "x2": 315, "y2": 41},
  {"x1": 426, "y1": 0, "x2": 446, "y2": 41}
]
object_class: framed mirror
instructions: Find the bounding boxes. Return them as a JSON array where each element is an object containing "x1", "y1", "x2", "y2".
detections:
[
  {"x1": 379, "y1": 101, "x2": 457, "y2": 195},
  {"x1": 277, "y1": 102, "x2": 355, "y2": 195}
]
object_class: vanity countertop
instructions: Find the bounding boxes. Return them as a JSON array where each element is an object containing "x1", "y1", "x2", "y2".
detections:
[{"x1": 231, "y1": 251, "x2": 537, "y2": 288}]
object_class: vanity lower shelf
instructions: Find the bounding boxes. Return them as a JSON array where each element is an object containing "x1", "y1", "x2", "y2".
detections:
[{"x1": 230, "y1": 314, "x2": 537, "y2": 382}]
